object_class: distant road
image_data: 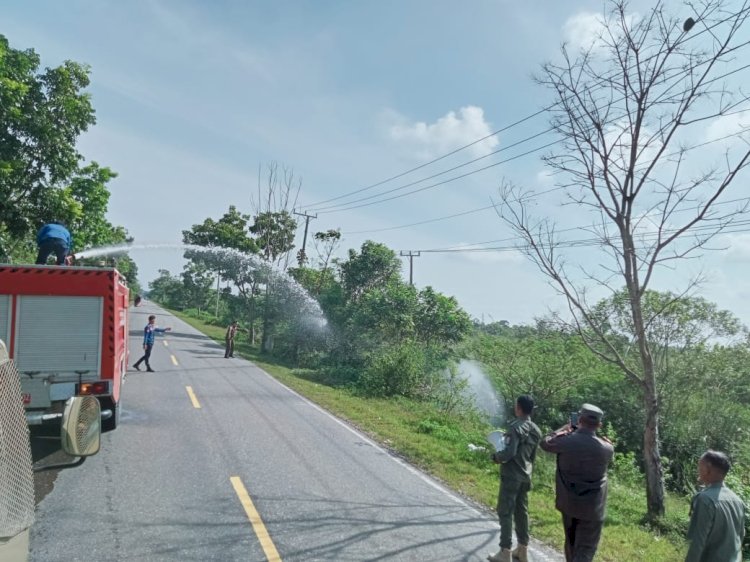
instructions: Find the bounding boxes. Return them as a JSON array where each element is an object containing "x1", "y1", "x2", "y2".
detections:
[{"x1": 30, "y1": 301, "x2": 562, "y2": 561}]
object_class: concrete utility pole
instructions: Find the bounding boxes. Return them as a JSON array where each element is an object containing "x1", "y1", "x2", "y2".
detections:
[
  {"x1": 293, "y1": 211, "x2": 317, "y2": 263},
  {"x1": 399, "y1": 251, "x2": 421, "y2": 286}
]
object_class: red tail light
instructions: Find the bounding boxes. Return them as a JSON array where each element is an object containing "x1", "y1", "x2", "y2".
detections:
[{"x1": 79, "y1": 382, "x2": 109, "y2": 395}]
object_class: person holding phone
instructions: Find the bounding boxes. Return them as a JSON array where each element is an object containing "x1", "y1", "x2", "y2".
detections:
[
  {"x1": 540, "y1": 404, "x2": 614, "y2": 562},
  {"x1": 487, "y1": 395, "x2": 541, "y2": 562}
]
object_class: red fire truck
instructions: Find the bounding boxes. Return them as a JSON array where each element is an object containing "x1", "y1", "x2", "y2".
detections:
[{"x1": 0, "y1": 265, "x2": 129, "y2": 431}]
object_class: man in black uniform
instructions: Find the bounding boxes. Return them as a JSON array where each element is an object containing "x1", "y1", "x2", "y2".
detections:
[
  {"x1": 540, "y1": 403, "x2": 614, "y2": 562},
  {"x1": 488, "y1": 395, "x2": 541, "y2": 562}
]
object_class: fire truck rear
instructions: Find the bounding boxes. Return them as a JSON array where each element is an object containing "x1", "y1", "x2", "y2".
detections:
[{"x1": 0, "y1": 265, "x2": 129, "y2": 431}]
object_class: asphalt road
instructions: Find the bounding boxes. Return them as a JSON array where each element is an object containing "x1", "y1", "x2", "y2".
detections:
[{"x1": 29, "y1": 302, "x2": 562, "y2": 561}]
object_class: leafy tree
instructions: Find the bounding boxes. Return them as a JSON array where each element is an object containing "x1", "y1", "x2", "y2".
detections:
[
  {"x1": 467, "y1": 329, "x2": 604, "y2": 418},
  {"x1": 351, "y1": 281, "x2": 418, "y2": 344},
  {"x1": 147, "y1": 270, "x2": 187, "y2": 309},
  {"x1": 250, "y1": 211, "x2": 297, "y2": 263},
  {"x1": 0, "y1": 34, "x2": 96, "y2": 255},
  {"x1": 180, "y1": 262, "x2": 216, "y2": 313},
  {"x1": 311, "y1": 229, "x2": 341, "y2": 294},
  {"x1": 182, "y1": 205, "x2": 257, "y2": 254},
  {"x1": 339, "y1": 240, "x2": 402, "y2": 302},
  {"x1": 415, "y1": 287, "x2": 472, "y2": 346},
  {"x1": 593, "y1": 290, "x2": 748, "y2": 489}
]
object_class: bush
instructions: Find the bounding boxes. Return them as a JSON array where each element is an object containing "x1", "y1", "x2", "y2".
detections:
[{"x1": 358, "y1": 342, "x2": 428, "y2": 398}]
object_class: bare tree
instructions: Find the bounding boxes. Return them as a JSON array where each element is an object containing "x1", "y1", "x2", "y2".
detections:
[
  {"x1": 498, "y1": 0, "x2": 750, "y2": 518},
  {"x1": 250, "y1": 161, "x2": 303, "y2": 351}
]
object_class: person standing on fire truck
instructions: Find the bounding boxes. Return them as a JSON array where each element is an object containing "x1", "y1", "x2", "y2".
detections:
[{"x1": 133, "y1": 315, "x2": 171, "y2": 372}]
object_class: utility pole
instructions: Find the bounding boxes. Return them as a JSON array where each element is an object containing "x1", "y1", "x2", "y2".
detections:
[
  {"x1": 399, "y1": 251, "x2": 421, "y2": 286},
  {"x1": 293, "y1": 210, "x2": 317, "y2": 265}
]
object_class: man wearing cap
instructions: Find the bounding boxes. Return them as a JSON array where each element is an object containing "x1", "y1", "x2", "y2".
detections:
[
  {"x1": 488, "y1": 395, "x2": 541, "y2": 562},
  {"x1": 540, "y1": 404, "x2": 614, "y2": 562}
]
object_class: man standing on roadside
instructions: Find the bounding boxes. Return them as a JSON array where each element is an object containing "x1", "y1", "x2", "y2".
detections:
[
  {"x1": 133, "y1": 315, "x2": 171, "y2": 372},
  {"x1": 488, "y1": 395, "x2": 541, "y2": 562},
  {"x1": 540, "y1": 404, "x2": 614, "y2": 562},
  {"x1": 685, "y1": 450, "x2": 745, "y2": 562},
  {"x1": 225, "y1": 320, "x2": 239, "y2": 358}
]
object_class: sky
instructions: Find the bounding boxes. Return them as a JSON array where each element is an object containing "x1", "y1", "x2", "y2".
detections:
[{"x1": 4, "y1": 0, "x2": 750, "y2": 325}]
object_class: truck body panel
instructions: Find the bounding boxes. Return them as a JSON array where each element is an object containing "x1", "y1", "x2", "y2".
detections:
[{"x1": 0, "y1": 265, "x2": 129, "y2": 428}]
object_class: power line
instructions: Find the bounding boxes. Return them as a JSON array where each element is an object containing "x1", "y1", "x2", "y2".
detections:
[
  {"x1": 317, "y1": 141, "x2": 559, "y2": 215},
  {"x1": 307, "y1": 128, "x2": 553, "y2": 213},
  {"x1": 345, "y1": 204, "x2": 498, "y2": 235},
  {"x1": 303, "y1": 110, "x2": 548, "y2": 209},
  {"x1": 302, "y1": 8, "x2": 749, "y2": 210},
  {"x1": 417, "y1": 214, "x2": 750, "y2": 255},
  {"x1": 340, "y1": 125, "x2": 750, "y2": 237},
  {"x1": 319, "y1": 59, "x2": 750, "y2": 217}
]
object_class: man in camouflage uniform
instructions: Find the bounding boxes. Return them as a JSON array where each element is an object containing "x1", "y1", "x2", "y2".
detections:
[{"x1": 488, "y1": 395, "x2": 541, "y2": 562}]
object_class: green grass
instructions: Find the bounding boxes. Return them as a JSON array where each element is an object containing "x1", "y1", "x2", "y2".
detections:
[{"x1": 171, "y1": 309, "x2": 691, "y2": 561}]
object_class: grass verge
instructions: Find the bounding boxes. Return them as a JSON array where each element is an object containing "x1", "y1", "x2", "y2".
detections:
[{"x1": 171, "y1": 309, "x2": 691, "y2": 561}]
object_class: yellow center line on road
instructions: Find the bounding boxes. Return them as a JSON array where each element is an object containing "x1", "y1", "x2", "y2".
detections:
[
  {"x1": 230, "y1": 476, "x2": 282, "y2": 562},
  {"x1": 185, "y1": 386, "x2": 201, "y2": 409},
  {"x1": 170, "y1": 354, "x2": 179, "y2": 366},
  {"x1": 163, "y1": 340, "x2": 169, "y2": 347}
]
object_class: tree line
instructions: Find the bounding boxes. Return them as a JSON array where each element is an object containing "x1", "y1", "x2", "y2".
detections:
[{"x1": 0, "y1": 34, "x2": 139, "y2": 291}]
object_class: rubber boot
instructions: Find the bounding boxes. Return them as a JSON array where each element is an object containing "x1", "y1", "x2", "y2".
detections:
[
  {"x1": 512, "y1": 544, "x2": 529, "y2": 562},
  {"x1": 487, "y1": 549, "x2": 512, "y2": 562}
]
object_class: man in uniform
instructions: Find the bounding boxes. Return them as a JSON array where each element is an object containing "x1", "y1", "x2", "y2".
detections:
[
  {"x1": 488, "y1": 395, "x2": 541, "y2": 562},
  {"x1": 685, "y1": 450, "x2": 746, "y2": 562},
  {"x1": 225, "y1": 320, "x2": 240, "y2": 358},
  {"x1": 540, "y1": 403, "x2": 614, "y2": 562}
]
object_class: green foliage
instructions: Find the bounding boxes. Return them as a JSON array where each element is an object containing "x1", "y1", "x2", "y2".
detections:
[
  {"x1": 0, "y1": 34, "x2": 139, "y2": 294},
  {"x1": 339, "y1": 240, "x2": 402, "y2": 302},
  {"x1": 0, "y1": 34, "x2": 96, "y2": 248},
  {"x1": 415, "y1": 286, "x2": 472, "y2": 345},
  {"x1": 250, "y1": 210, "x2": 297, "y2": 262},
  {"x1": 147, "y1": 269, "x2": 189, "y2": 309},
  {"x1": 464, "y1": 327, "x2": 611, "y2": 419},
  {"x1": 359, "y1": 342, "x2": 429, "y2": 398},
  {"x1": 182, "y1": 205, "x2": 257, "y2": 254}
]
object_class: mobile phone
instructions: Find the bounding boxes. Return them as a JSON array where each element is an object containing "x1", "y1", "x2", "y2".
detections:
[{"x1": 570, "y1": 412, "x2": 579, "y2": 428}]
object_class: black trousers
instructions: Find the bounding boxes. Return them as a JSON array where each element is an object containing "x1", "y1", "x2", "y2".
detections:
[
  {"x1": 562, "y1": 514, "x2": 603, "y2": 562},
  {"x1": 134, "y1": 344, "x2": 153, "y2": 369},
  {"x1": 225, "y1": 339, "x2": 234, "y2": 358},
  {"x1": 36, "y1": 238, "x2": 69, "y2": 265}
]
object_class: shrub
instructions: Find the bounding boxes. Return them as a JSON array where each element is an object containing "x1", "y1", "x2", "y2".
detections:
[{"x1": 359, "y1": 342, "x2": 428, "y2": 398}]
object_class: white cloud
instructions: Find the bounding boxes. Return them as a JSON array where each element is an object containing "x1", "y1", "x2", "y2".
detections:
[
  {"x1": 723, "y1": 233, "x2": 750, "y2": 260},
  {"x1": 386, "y1": 106, "x2": 499, "y2": 160},
  {"x1": 536, "y1": 169, "x2": 555, "y2": 188},
  {"x1": 562, "y1": 11, "x2": 638, "y2": 53},
  {"x1": 704, "y1": 111, "x2": 750, "y2": 146}
]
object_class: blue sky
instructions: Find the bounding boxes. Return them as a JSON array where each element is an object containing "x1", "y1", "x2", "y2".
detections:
[{"x1": 5, "y1": 0, "x2": 750, "y2": 324}]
